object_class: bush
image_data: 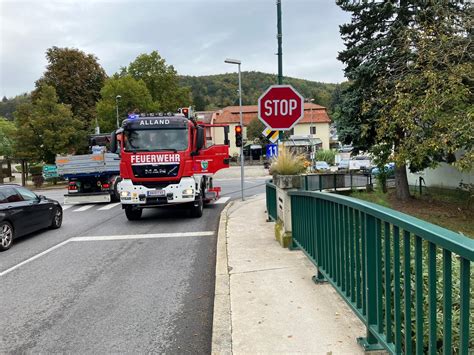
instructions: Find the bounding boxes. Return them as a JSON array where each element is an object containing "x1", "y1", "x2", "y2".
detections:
[
  {"x1": 269, "y1": 147, "x2": 306, "y2": 175},
  {"x1": 31, "y1": 175, "x2": 44, "y2": 188},
  {"x1": 28, "y1": 164, "x2": 43, "y2": 175},
  {"x1": 315, "y1": 149, "x2": 336, "y2": 165}
]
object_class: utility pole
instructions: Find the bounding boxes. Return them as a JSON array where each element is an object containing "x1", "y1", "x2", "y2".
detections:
[
  {"x1": 277, "y1": 0, "x2": 284, "y2": 142},
  {"x1": 277, "y1": 0, "x2": 283, "y2": 85}
]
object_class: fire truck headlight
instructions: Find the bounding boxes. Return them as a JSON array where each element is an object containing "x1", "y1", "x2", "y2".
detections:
[
  {"x1": 182, "y1": 188, "x2": 194, "y2": 197},
  {"x1": 120, "y1": 191, "x2": 131, "y2": 198}
]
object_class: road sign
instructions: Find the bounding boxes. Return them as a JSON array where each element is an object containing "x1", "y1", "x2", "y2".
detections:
[
  {"x1": 262, "y1": 127, "x2": 279, "y2": 143},
  {"x1": 266, "y1": 144, "x2": 278, "y2": 158},
  {"x1": 258, "y1": 85, "x2": 304, "y2": 130}
]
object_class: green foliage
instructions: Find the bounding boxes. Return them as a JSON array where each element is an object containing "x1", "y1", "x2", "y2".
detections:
[
  {"x1": 14, "y1": 85, "x2": 84, "y2": 164},
  {"x1": 0, "y1": 117, "x2": 17, "y2": 157},
  {"x1": 28, "y1": 164, "x2": 43, "y2": 175},
  {"x1": 122, "y1": 51, "x2": 191, "y2": 111},
  {"x1": 34, "y1": 46, "x2": 107, "y2": 127},
  {"x1": 336, "y1": 1, "x2": 472, "y2": 200},
  {"x1": 96, "y1": 75, "x2": 154, "y2": 132},
  {"x1": 315, "y1": 149, "x2": 336, "y2": 165},
  {"x1": 246, "y1": 118, "x2": 267, "y2": 143},
  {"x1": 0, "y1": 93, "x2": 31, "y2": 120},
  {"x1": 379, "y1": 5, "x2": 473, "y2": 174},
  {"x1": 179, "y1": 71, "x2": 337, "y2": 110},
  {"x1": 269, "y1": 148, "x2": 306, "y2": 176}
]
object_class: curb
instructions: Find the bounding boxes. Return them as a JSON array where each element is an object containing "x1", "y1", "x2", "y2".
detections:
[{"x1": 211, "y1": 201, "x2": 233, "y2": 354}]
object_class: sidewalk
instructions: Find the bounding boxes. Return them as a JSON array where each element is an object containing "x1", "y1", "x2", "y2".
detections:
[
  {"x1": 212, "y1": 194, "x2": 366, "y2": 354},
  {"x1": 214, "y1": 166, "x2": 270, "y2": 180}
]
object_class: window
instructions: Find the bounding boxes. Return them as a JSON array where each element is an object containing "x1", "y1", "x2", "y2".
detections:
[
  {"x1": 310, "y1": 126, "x2": 316, "y2": 135},
  {"x1": 124, "y1": 128, "x2": 189, "y2": 152},
  {"x1": 0, "y1": 187, "x2": 23, "y2": 203},
  {"x1": 16, "y1": 187, "x2": 38, "y2": 201}
]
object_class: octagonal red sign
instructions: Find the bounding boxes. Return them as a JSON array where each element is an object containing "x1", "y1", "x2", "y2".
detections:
[{"x1": 258, "y1": 85, "x2": 304, "y2": 130}]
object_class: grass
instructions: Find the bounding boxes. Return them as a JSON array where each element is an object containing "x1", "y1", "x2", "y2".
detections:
[{"x1": 350, "y1": 187, "x2": 474, "y2": 238}]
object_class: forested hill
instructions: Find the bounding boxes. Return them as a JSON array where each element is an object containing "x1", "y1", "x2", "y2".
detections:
[{"x1": 179, "y1": 71, "x2": 337, "y2": 111}]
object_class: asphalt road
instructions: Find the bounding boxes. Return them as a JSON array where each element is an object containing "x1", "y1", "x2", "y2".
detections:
[{"x1": 0, "y1": 176, "x2": 265, "y2": 353}]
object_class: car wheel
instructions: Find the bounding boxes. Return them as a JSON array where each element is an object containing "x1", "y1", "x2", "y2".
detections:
[
  {"x1": 50, "y1": 206, "x2": 63, "y2": 229},
  {"x1": 125, "y1": 206, "x2": 142, "y2": 221},
  {"x1": 189, "y1": 195, "x2": 203, "y2": 218},
  {"x1": 0, "y1": 221, "x2": 14, "y2": 251}
]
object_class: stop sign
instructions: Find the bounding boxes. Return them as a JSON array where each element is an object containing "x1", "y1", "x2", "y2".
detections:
[{"x1": 258, "y1": 85, "x2": 304, "y2": 130}]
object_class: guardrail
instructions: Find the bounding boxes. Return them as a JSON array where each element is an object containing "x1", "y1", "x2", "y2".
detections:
[
  {"x1": 303, "y1": 172, "x2": 372, "y2": 191},
  {"x1": 265, "y1": 181, "x2": 277, "y2": 221},
  {"x1": 288, "y1": 190, "x2": 473, "y2": 354}
]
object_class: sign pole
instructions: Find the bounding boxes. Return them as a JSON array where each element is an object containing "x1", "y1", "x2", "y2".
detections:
[{"x1": 238, "y1": 63, "x2": 245, "y2": 201}]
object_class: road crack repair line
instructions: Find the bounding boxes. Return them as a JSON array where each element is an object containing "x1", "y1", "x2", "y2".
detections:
[{"x1": 0, "y1": 231, "x2": 215, "y2": 277}]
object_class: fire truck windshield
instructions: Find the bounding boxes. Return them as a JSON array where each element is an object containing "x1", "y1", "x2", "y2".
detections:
[{"x1": 124, "y1": 128, "x2": 188, "y2": 152}]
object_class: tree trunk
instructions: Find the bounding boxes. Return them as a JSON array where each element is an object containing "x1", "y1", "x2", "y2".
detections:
[{"x1": 395, "y1": 164, "x2": 410, "y2": 201}]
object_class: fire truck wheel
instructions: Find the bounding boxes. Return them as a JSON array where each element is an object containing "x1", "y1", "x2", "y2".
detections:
[
  {"x1": 190, "y1": 195, "x2": 203, "y2": 218},
  {"x1": 125, "y1": 206, "x2": 142, "y2": 221},
  {"x1": 111, "y1": 177, "x2": 121, "y2": 202}
]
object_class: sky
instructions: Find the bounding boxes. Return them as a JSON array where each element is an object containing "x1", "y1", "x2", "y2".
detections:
[{"x1": 0, "y1": 0, "x2": 351, "y2": 98}]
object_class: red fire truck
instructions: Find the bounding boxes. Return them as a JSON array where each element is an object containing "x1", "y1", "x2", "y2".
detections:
[{"x1": 110, "y1": 112, "x2": 230, "y2": 220}]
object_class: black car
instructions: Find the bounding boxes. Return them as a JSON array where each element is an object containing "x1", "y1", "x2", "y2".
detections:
[{"x1": 0, "y1": 184, "x2": 62, "y2": 251}]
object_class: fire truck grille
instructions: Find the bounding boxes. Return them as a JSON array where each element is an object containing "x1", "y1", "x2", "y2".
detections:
[{"x1": 132, "y1": 164, "x2": 180, "y2": 178}]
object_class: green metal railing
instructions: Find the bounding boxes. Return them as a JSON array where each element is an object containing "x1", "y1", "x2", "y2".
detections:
[
  {"x1": 303, "y1": 172, "x2": 372, "y2": 191},
  {"x1": 266, "y1": 181, "x2": 277, "y2": 221},
  {"x1": 289, "y1": 190, "x2": 473, "y2": 354}
]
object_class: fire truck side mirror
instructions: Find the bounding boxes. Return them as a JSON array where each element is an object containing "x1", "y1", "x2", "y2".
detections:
[
  {"x1": 196, "y1": 126, "x2": 205, "y2": 151},
  {"x1": 110, "y1": 131, "x2": 118, "y2": 153}
]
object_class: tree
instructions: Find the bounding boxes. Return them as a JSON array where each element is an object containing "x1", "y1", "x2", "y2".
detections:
[
  {"x1": 34, "y1": 46, "x2": 107, "y2": 127},
  {"x1": 0, "y1": 117, "x2": 17, "y2": 157},
  {"x1": 336, "y1": 1, "x2": 471, "y2": 200},
  {"x1": 122, "y1": 51, "x2": 190, "y2": 111},
  {"x1": 96, "y1": 75, "x2": 154, "y2": 132},
  {"x1": 380, "y1": 4, "x2": 473, "y2": 174},
  {"x1": 246, "y1": 118, "x2": 268, "y2": 144},
  {"x1": 0, "y1": 93, "x2": 31, "y2": 120},
  {"x1": 14, "y1": 85, "x2": 84, "y2": 163}
]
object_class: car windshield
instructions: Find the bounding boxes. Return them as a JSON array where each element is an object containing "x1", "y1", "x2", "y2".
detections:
[{"x1": 124, "y1": 128, "x2": 188, "y2": 152}]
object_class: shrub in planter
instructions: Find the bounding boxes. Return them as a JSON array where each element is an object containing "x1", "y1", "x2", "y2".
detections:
[{"x1": 269, "y1": 148, "x2": 306, "y2": 176}]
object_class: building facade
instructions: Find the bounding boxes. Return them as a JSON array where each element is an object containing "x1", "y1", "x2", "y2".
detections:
[{"x1": 211, "y1": 103, "x2": 331, "y2": 156}]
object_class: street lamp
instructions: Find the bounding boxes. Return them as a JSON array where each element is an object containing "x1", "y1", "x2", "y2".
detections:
[
  {"x1": 224, "y1": 58, "x2": 244, "y2": 201},
  {"x1": 305, "y1": 98, "x2": 315, "y2": 136},
  {"x1": 115, "y1": 95, "x2": 122, "y2": 129}
]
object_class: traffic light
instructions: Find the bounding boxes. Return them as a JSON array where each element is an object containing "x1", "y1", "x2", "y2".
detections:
[
  {"x1": 235, "y1": 125, "x2": 243, "y2": 147},
  {"x1": 178, "y1": 107, "x2": 190, "y2": 118}
]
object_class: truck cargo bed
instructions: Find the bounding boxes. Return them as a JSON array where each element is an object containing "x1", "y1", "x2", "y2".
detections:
[{"x1": 56, "y1": 153, "x2": 120, "y2": 177}]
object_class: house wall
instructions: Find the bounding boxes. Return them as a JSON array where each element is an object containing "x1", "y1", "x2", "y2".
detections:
[
  {"x1": 292, "y1": 123, "x2": 330, "y2": 150},
  {"x1": 212, "y1": 122, "x2": 330, "y2": 156},
  {"x1": 406, "y1": 163, "x2": 473, "y2": 189},
  {"x1": 212, "y1": 123, "x2": 248, "y2": 157}
]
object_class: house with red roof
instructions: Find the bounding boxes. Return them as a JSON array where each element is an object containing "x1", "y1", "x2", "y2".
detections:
[{"x1": 210, "y1": 103, "x2": 331, "y2": 156}]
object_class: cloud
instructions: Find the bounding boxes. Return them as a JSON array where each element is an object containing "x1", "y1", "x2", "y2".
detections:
[{"x1": 0, "y1": 0, "x2": 350, "y2": 97}]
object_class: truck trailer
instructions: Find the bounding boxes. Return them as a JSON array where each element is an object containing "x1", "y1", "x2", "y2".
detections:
[{"x1": 56, "y1": 135, "x2": 121, "y2": 204}]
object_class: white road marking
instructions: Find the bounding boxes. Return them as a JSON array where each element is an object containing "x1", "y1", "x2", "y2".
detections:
[
  {"x1": 70, "y1": 231, "x2": 215, "y2": 242},
  {"x1": 61, "y1": 205, "x2": 73, "y2": 210},
  {"x1": 0, "y1": 231, "x2": 215, "y2": 277},
  {"x1": 97, "y1": 202, "x2": 121, "y2": 211},
  {"x1": 73, "y1": 205, "x2": 94, "y2": 212},
  {"x1": 214, "y1": 197, "x2": 230, "y2": 204},
  {"x1": 0, "y1": 240, "x2": 71, "y2": 277}
]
